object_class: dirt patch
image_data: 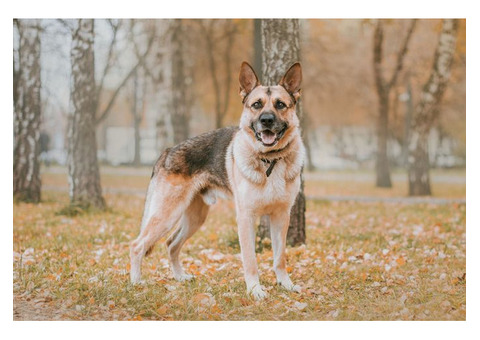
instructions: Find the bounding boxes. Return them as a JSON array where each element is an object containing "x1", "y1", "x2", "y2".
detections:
[{"x1": 13, "y1": 296, "x2": 65, "y2": 321}]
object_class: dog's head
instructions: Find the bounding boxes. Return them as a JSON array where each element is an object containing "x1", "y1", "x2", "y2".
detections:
[{"x1": 238, "y1": 62, "x2": 302, "y2": 150}]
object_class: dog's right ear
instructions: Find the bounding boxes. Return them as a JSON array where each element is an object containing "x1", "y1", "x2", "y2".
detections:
[{"x1": 239, "y1": 62, "x2": 260, "y2": 101}]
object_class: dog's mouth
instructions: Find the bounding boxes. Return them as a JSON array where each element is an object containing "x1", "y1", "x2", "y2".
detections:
[{"x1": 255, "y1": 127, "x2": 287, "y2": 147}]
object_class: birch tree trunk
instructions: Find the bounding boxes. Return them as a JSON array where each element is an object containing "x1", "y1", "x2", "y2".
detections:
[
  {"x1": 67, "y1": 19, "x2": 105, "y2": 210},
  {"x1": 408, "y1": 19, "x2": 458, "y2": 196},
  {"x1": 13, "y1": 19, "x2": 42, "y2": 203},
  {"x1": 259, "y1": 19, "x2": 306, "y2": 246}
]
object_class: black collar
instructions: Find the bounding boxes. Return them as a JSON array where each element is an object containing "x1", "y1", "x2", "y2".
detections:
[
  {"x1": 261, "y1": 158, "x2": 279, "y2": 177},
  {"x1": 259, "y1": 140, "x2": 292, "y2": 177}
]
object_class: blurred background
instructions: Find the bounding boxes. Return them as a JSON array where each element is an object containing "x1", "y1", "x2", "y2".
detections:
[{"x1": 13, "y1": 19, "x2": 466, "y2": 201}]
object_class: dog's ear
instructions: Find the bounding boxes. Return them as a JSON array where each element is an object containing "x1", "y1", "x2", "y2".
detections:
[
  {"x1": 279, "y1": 63, "x2": 302, "y2": 101},
  {"x1": 239, "y1": 62, "x2": 260, "y2": 100}
]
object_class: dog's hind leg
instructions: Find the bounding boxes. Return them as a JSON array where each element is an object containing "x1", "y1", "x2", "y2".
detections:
[
  {"x1": 130, "y1": 179, "x2": 190, "y2": 284},
  {"x1": 270, "y1": 210, "x2": 301, "y2": 293},
  {"x1": 167, "y1": 194, "x2": 209, "y2": 281}
]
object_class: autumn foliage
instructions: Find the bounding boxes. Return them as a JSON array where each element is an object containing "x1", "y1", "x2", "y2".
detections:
[{"x1": 13, "y1": 168, "x2": 465, "y2": 320}]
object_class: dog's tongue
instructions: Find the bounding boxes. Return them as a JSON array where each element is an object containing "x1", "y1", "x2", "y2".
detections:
[{"x1": 260, "y1": 131, "x2": 276, "y2": 145}]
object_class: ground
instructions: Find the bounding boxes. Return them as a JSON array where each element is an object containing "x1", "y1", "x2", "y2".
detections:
[{"x1": 13, "y1": 167, "x2": 466, "y2": 320}]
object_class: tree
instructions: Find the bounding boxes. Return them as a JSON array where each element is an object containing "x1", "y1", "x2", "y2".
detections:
[
  {"x1": 373, "y1": 19, "x2": 416, "y2": 187},
  {"x1": 130, "y1": 67, "x2": 145, "y2": 166},
  {"x1": 259, "y1": 19, "x2": 306, "y2": 246},
  {"x1": 170, "y1": 19, "x2": 192, "y2": 144},
  {"x1": 127, "y1": 20, "x2": 159, "y2": 165},
  {"x1": 198, "y1": 19, "x2": 237, "y2": 128},
  {"x1": 67, "y1": 19, "x2": 105, "y2": 210},
  {"x1": 13, "y1": 19, "x2": 42, "y2": 203},
  {"x1": 253, "y1": 19, "x2": 263, "y2": 82},
  {"x1": 407, "y1": 19, "x2": 458, "y2": 196},
  {"x1": 94, "y1": 19, "x2": 155, "y2": 126}
]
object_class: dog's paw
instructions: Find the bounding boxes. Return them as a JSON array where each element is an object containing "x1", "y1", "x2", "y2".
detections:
[
  {"x1": 131, "y1": 279, "x2": 146, "y2": 286},
  {"x1": 279, "y1": 281, "x2": 302, "y2": 293},
  {"x1": 287, "y1": 284, "x2": 302, "y2": 293},
  {"x1": 130, "y1": 272, "x2": 142, "y2": 285},
  {"x1": 174, "y1": 273, "x2": 195, "y2": 282},
  {"x1": 249, "y1": 285, "x2": 268, "y2": 300}
]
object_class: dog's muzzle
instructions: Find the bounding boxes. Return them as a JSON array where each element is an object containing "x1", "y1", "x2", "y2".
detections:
[{"x1": 252, "y1": 114, "x2": 288, "y2": 147}]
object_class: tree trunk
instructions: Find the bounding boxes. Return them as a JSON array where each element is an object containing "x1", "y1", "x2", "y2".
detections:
[
  {"x1": 132, "y1": 68, "x2": 142, "y2": 166},
  {"x1": 133, "y1": 115, "x2": 141, "y2": 166},
  {"x1": 302, "y1": 112, "x2": 315, "y2": 171},
  {"x1": 170, "y1": 19, "x2": 190, "y2": 144},
  {"x1": 402, "y1": 73, "x2": 414, "y2": 167},
  {"x1": 13, "y1": 19, "x2": 42, "y2": 203},
  {"x1": 408, "y1": 19, "x2": 458, "y2": 196},
  {"x1": 408, "y1": 132, "x2": 431, "y2": 195},
  {"x1": 199, "y1": 20, "x2": 236, "y2": 129},
  {"x1": 373, "y1": 20, "x2": 416, "y2": 188},
  {"x1": 375, "y1": 93, "x2": 392, "y2": 187},
  {"x1": 259, "y1": 19, "x2": 306, "y2": 246},
  {"x1": 287, "y1": 175, "x2": 306, "y2": 245},
  {"x1": 67, "y1": 19, "x2": 105, "y2": 210},
  {"x1": 253, "y1": 19, "x2": 263, "y2": 83}
]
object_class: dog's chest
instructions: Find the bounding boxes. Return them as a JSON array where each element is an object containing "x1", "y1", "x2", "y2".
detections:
[{"x1": 241, "y1": 160, "x2": 299, "y2": 211}]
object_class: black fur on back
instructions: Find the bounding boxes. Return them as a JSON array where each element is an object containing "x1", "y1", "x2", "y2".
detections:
[{"x1": 151, "y1": 126, "x2": 239, "y2": 189}]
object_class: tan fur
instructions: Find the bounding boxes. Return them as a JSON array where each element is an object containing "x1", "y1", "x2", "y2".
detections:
[{"x1": 130, "y1": 62, "x2": 305, "y2": 299}]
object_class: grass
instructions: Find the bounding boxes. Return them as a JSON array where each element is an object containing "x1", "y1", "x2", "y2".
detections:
[{"x1": 13, "y1": 170, "x2": 466, "y2": 320}]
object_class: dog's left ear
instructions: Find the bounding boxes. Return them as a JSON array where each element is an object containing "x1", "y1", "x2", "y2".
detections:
[
  {"x1": 279, "y1": 63, "x2": 302, "y2": 101},
  {"x1": 239, "y1": 62, "x2": 260, "y2": 100}
]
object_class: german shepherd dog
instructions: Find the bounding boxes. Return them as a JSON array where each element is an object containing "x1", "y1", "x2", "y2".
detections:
[{"x1": 130, "y1": 62, "x2": 305, "y2": 299}]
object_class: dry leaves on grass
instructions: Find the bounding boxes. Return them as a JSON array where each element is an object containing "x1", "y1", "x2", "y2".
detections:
[{"x1": 13, "y1": 192, "x2": 466, "y2": 320}]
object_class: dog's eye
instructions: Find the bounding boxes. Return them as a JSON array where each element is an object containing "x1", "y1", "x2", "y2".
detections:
[
  {"x1": 252, "y1": 101, "x2": 263, "y2": 110},
  {"x1": 275, "y1": 101, "x2": 286, "y2": 110}
]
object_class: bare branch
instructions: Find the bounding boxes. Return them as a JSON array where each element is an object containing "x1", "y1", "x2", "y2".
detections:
[
  {"x1": 373, "y1": 20, "x2": 385, "y2": 92},
  {"x1": 95, "y1": 19, "x2": 121, "y2": 112},
  {"x1": 387, "y1": 19, "x2": 417, "y2": 89},
  {"x1": 95, "y1": 30, "x2": 155, "y2": 126},
  {"x1": 221, "y1": 20, "x2": 237, "y2": 118}
]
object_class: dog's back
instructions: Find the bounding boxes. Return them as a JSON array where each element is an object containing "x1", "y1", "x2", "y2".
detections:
[{"x1": 152, "y1": 126, "x2": 239, "y2": 191}]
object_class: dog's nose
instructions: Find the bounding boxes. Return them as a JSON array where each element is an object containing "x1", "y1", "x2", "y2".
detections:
[{"x1": 259, "y1": 112, "x2": 275, "y2": 127}]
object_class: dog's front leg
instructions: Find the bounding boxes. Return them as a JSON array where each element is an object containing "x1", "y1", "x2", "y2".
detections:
[
  {"x1": 237, "y1": 213, "x2": 267, "y2": 300},
  {"x1": 270, "y1": 211, "x2": 301, "y2": 293}
]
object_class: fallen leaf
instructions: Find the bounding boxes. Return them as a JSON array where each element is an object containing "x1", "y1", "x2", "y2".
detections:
[
  {"x1": 157, "y1": 306, "x2": 168, "y2": 314},
  {"x1": 294, "y1": 302, "x2": 308, "y2": 311},
  {"x1": 396, "y1": 257, "x2": 406, "y2": 266}
]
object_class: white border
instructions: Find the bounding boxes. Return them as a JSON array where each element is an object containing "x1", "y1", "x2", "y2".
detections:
[{"x1": 4, "y1": 1, "x2": 477, "y2": 340}]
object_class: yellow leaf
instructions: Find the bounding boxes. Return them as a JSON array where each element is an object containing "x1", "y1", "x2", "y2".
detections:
[{"x1": 157, "y1": 306, "x2": 168, "y2": 314}]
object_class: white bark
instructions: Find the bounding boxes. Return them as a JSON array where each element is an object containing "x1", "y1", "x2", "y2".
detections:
[
  {"x1": 67, "y1": 19, "x2": 105, "y2": 209},
  {"x1": 407, "y1": 19, "x2": 458, "y2": 196},
  {"x1": 13, "y1": 19, "x2": 42, "y2": 203}
]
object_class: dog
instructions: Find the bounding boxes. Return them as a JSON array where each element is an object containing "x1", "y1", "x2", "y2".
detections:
[{"x1": 130, "y1": 62, "x2": 305, "y2": 299}]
